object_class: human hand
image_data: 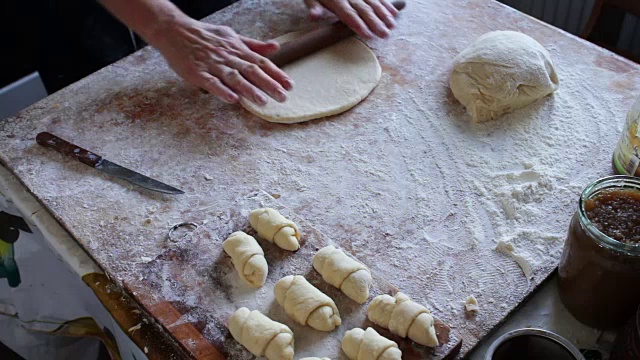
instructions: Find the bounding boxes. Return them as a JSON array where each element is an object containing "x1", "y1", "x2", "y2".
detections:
[
  {"x1": 151, "y1": 18, "x2": 293, "y2": 105},
  {"x1": 304, "y1": 0, "x2": 399, "y2": 39}
]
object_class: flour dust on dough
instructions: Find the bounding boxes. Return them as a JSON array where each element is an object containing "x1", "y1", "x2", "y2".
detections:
[{"x1": 241, "y1": 32, "x2": 382, "y2": 124}]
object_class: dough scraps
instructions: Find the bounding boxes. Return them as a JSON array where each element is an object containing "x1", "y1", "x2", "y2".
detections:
[{"x1": 496, "y1": 240, "x2": 533, "y2": 278}]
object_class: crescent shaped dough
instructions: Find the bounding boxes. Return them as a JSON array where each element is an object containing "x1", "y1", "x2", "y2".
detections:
[
  {"x1": 249, "y1": 208, "x2": 300, "y2": 251},
  {"x1": 341, "y1": 327, "x2": 402, "y2": 360},
  {"x1": 367, "y1": 292, "x2": 438, "y2": 347},
  {"x1": 228, "y1": 307, "x2": 294, "y2": 360},
  {"x1": 300, "y1": 358, "x2": 331, "y2": 360},
  {"x1": 223, "y1": 231, "x2": 268, "y2": 287},
  {"x1": 312, "y1": 245, "x2": 372, "y2": 303},
  {"x1": 274, "y1": 275, "x2": 341, "y2": 331}
]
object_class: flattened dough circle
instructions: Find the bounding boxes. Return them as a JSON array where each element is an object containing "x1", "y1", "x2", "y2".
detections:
[{"x1": 241, "y1": 32, "x2": 382, "y2": 124}]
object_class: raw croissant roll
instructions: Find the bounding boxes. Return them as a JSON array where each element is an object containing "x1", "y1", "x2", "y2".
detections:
[
  {"x1": 274, "y1": 275, "x2": 341, "y2": 331},
  {"x1": 341, "y1": 327, "x2": 402, "y2": 360},
  {"x1": 223, "y1": 231, "x2": 268, "y2": 287},
  {"x1": 312, "y1": 245, "x2": 372, "y2": 303},
  {"x1": 228, "y1": 307, "x2": 294, "y2": 360},
  {"x1": 300, "y1": 358, "x2": 331, "y2": 360},
  {"x1": 249, "y1": 208, "x2": 300, "y2": 251},
  {"x1": 367, "y1": 292, "x2": 438, "y2": 347}
]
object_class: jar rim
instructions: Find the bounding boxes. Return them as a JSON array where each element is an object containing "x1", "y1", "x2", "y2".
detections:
[{"x1": 579, "y1": 175, "x2": 640, "y2": 255}]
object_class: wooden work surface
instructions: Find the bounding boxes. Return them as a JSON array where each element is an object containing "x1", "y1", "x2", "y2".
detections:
[{"x1": 2, "y1": 0, "x2": 640, "y2": 358}]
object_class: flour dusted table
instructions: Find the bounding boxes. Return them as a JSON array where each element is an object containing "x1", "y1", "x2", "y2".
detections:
[{"x1": 1, "y1": 0, "x2": 638, "y2": 358}]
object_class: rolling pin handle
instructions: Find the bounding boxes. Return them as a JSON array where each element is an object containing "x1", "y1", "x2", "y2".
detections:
[{"x1": 267, "y1": 0, "x2": 406, "y2": 67}]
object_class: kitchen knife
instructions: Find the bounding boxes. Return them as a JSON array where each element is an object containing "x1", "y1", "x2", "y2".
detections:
[
  {"x1": 267, "y1": 0, "x2": 406, "y2": 67},
  {"x1": 36, "y1": 132, "x2": 184, "y2": 195}
]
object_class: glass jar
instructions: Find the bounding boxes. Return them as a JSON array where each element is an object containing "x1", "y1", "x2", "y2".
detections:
[
  {"x1": 558, "y1": 176, "x2": 640, "y2": 329},
  {"x1": 613, "y1": 96, "x2": 640, "y2": 176}
]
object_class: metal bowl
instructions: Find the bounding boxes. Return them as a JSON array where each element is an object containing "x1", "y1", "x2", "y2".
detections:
[{"x1": 485, "y1": 328, "x2": 585, "y2": 360}]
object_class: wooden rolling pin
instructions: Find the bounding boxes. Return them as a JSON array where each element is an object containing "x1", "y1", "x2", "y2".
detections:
[{"x1": 268, "y1": 0, "x2": 406, "y2": 67}]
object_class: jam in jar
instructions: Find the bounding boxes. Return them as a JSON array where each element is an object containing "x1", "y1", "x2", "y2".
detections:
[{"x1": 558, "y1": 176, "x2": 640, "y2": 329}]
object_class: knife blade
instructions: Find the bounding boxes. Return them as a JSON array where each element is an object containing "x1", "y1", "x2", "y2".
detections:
[
  {"x1": 267, "y1": 0, "x2": 406, "y2": 67},
  {"x1": 36, "y1": 132, "x2": 184, "y2": 195}
]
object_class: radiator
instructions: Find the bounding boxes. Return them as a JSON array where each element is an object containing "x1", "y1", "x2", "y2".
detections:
[{"x1": 499, "y1": 0, "x2": 640, "y2": 57}]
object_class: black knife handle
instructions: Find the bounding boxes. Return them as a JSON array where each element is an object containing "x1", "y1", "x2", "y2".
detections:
[{"x1": 36, "y1": 132, "x2": 103, "y2": 168}]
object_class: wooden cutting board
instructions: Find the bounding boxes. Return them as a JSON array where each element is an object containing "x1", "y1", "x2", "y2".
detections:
[
  {"x1": 1, "y1": 0, "x2": 639, "y2": 357},
  {"x1": 126, "y1": 190, "x2": 462, "y2": 358}
]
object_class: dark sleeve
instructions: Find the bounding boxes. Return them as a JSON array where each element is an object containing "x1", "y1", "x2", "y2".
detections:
[{"x1": 35, "y1": 0, "x2": 239, "y2": 93}]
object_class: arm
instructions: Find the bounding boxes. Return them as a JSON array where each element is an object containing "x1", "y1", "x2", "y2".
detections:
[{"x1": 100, "y1": 0, "x2": 293, "y2": 105}]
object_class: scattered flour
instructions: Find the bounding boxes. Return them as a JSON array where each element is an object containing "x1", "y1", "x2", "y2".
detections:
[{"x1": 0, "y1": 0, "x2": 634, "y2": 358}]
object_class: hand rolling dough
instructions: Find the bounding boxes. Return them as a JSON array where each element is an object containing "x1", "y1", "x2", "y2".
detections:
[
  {"x1": 313, "y1": 245, "x2": 372, "y2": 303},
  {"x1": 241, "y1": 32, "x2": 381, "y2": 123},
  {"x1": 367, "y1": 292, "x2": 438, "y2": 347},
  {"x1": 274, "y1": 275, "x2": 341, "y2": 331},
  {"x1": 222, "y1": 231, "x2": 268, "y2": 288},
  {"x1": 228, "y1": 307, "x2": 294, "y2": 360},
  {"x1": 341, "y1": 327, "x2": 402, "y2": 360},
  {"x1": 249, "y1": 208, "x2": 300, "y2": 251}
]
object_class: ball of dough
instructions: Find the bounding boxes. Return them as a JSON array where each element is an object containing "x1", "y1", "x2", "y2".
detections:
[{"x1": 449, "y1": 31, "x2": 559, "y2": 123}]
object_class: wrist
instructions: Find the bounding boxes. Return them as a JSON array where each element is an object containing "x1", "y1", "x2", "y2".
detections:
[
  {"x1": 100, "y1": 0, "x2": 192, "y2": 48},
  {"x1": 141, "y1": 7, "x2": 192, "y2": 47}
]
